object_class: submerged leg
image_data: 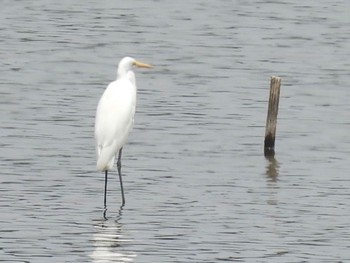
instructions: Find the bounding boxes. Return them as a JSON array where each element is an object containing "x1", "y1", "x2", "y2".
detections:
[
  {"x1": 117, "y1": 148, "x2": 125, "y2": 206},
  {"x1": 103, "y1": 170, "x2": 108, "y2": 219}
]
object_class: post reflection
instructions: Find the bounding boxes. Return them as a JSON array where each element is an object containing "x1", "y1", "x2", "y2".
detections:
[
  {"x1": 90, "y1": 209, "x2": 136, "y2": 262},
  {"x1": 265, "y1": 155, "x2": 279, "y2": 182},
  {"x1": 265, "y1": 155, "x2": 280, "y2": 206}
]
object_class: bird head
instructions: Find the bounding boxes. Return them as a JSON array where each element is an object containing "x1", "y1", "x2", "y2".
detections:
[{"x1": 117, "y1": 57, "x2": 152, "y2": 78}]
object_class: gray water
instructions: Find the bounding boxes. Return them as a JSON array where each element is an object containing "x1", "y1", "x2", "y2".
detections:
[{"x1": 1, "y1": 0, "x2": 350, "y2": 262}]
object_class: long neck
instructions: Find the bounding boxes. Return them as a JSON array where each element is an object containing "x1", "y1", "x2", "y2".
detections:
[
  {"x1": 127, "y1": 71, "x2": 136, "y2": 86},
  {"x1": 117, "y1": 68, "x2": 128, "y2": 79}
]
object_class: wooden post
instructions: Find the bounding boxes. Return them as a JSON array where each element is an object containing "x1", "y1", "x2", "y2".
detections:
[{"x1": 264, "y1": 76, "x2": 281, "y2": 156}]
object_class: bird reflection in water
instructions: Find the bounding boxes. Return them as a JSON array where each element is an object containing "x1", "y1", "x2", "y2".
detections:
[{"x1": 90, "y1": 209, "x2": 136, "y2": 262}]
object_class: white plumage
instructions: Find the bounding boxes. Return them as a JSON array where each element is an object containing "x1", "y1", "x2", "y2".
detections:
[{"x1": 95, "y1": 72, "x2": 136, "y2": 171}]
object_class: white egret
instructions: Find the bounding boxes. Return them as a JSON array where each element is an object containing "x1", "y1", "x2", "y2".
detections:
[{"x1": 94, "y1": 56, "x2": 152, "y2": 216}]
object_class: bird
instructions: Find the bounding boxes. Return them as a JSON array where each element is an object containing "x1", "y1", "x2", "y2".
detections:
[{"x1": 94, "y1": 56, "x2": 152, "y2": 217}]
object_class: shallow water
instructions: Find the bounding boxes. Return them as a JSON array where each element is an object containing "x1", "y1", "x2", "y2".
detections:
[{"x1": 1, "y1": 0, "x2": 350, "y2": 262}]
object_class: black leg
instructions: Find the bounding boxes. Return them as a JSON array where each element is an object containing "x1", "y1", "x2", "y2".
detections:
[
  {"x1": 103, "y1": 170, "x2": 108, "y2": 219},
  {"x1": 117, "y1": 148, "x2": 125, "y2": 206}
]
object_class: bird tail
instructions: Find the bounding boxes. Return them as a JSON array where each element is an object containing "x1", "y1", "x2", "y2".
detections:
[{"x1": 96, "y1": 146, "x2": 116, "y2": 171}]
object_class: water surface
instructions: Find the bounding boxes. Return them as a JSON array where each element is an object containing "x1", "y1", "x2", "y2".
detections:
[{"x1": 1, "y1": 0, "x2": 350, "y2": 262}]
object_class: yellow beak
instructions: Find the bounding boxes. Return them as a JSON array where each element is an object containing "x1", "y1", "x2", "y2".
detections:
[{"x1": 133, "y1": 60, "x2": 152, "y2": 68}]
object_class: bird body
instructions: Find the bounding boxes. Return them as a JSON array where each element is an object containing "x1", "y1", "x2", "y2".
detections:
[
  {"x1": 95, "y1": 76, "x2": 136, "y2": 171},
  {"x1": 94, "y1": 56, "x2": 151, "y2": 212}
]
